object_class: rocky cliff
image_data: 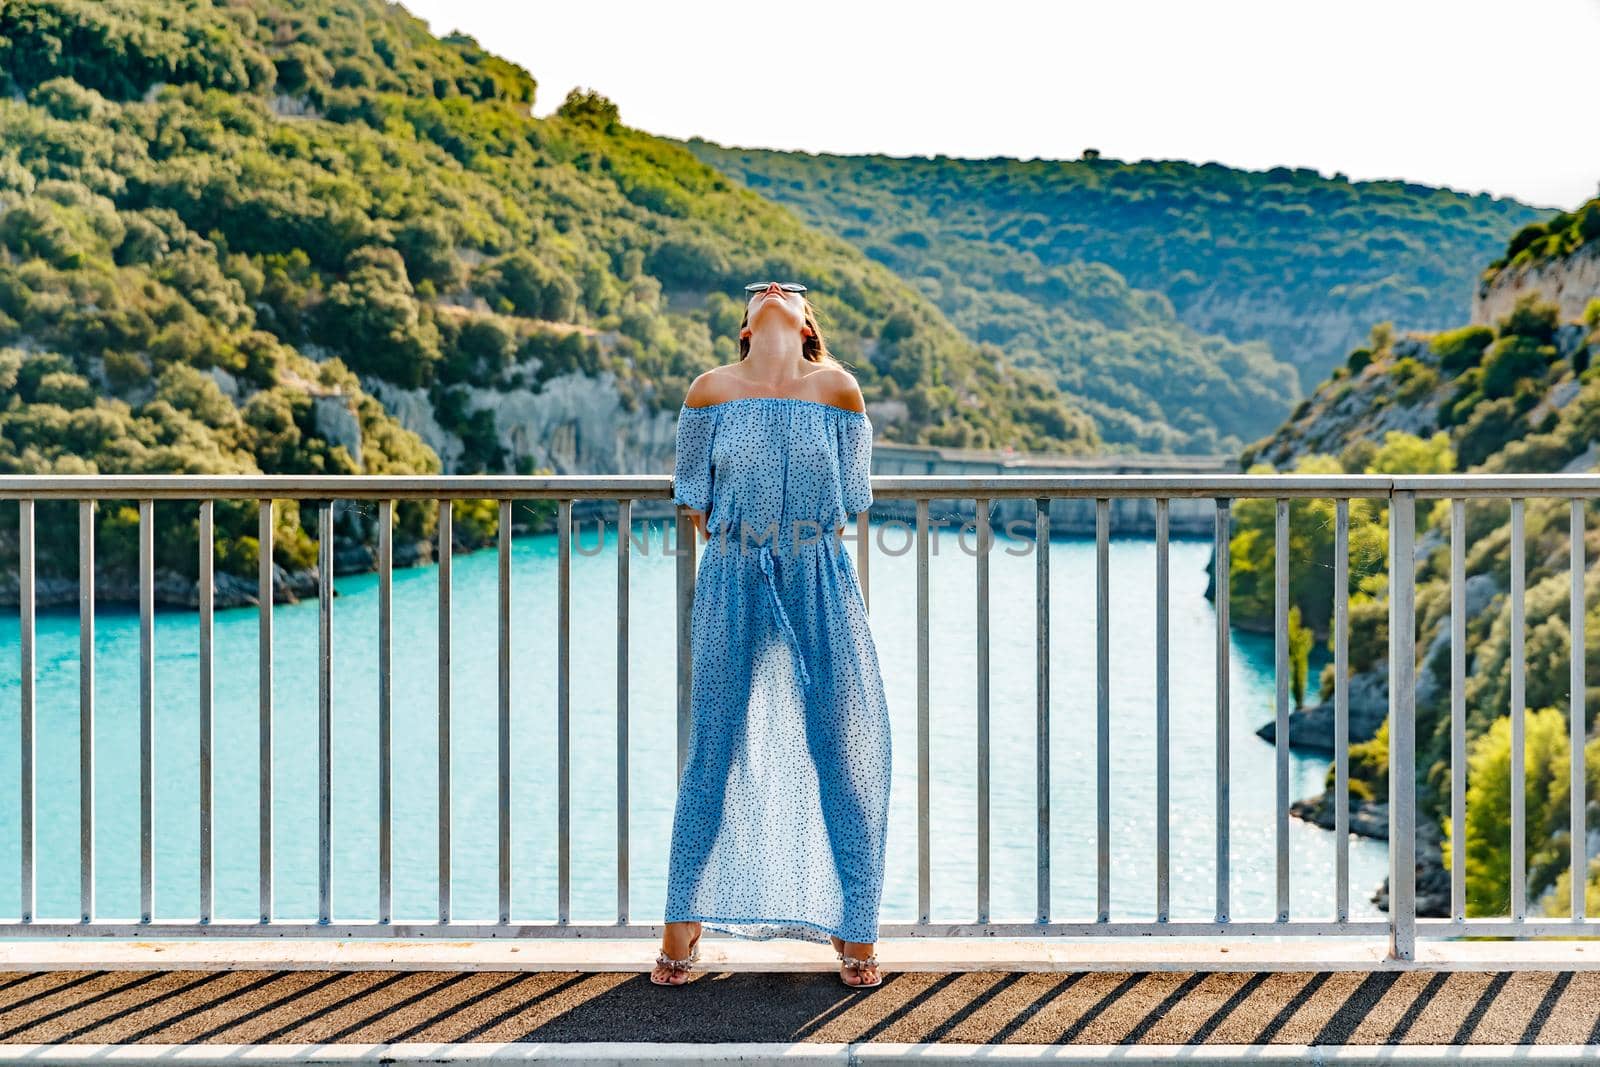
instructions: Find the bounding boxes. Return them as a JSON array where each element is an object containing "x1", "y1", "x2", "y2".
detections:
[
  {"x1": 363, "y1": 371, "x2": 679, "y2": 479},
  {"x1": 1232, "y1": 196, "x2": 1600, "y2": 919},
  {"x1": 1474, "y1": 241, "x2": 1600, "y2": 327}
]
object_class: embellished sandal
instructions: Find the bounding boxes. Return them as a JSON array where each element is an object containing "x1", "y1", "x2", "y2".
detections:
[
  {"x1": 650, "y1": 929, "x2": 702, "y2": 986},
  {"x1": 837, "y1": 951, "x2": 883, "y2": 989}
]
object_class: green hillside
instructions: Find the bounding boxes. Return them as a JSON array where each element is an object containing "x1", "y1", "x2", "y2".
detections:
[
  {"x1": 1486, "y1": 200, "x2": 1600, "y2": 285},
  {"x1": 0, "y1": 0, "x2": 1097, "y2": 593},
  {"x1": 680, "y1": 141, "x2": 1546, "y2": 453},
  {"x1": 1232, "y1": 199, "x2": 1600, "y2": 917}
]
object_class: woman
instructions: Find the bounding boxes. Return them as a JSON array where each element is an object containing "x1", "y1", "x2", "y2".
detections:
[{"x1": 650, "y1": 280, "x2": 892, "y2": 989}]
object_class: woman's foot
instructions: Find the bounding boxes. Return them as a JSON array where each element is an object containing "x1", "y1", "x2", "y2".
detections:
[
  {"x1": 830, "y1": 935, "x2": 882, "y2": 988},
  {"x1": 651, "y1": 921, "x2": 702, "y2": 986}
]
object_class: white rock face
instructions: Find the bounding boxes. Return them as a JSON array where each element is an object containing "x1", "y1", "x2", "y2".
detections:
[
  {"x1": 1184, "y1": 287, "x2": 1377, "y2": 377},
  {"x1": 1473, "y1": 243, "x2": 1600, "y2": 326},
  {"x1": 207, "y1": 365, "x2": 240, "y2": 401},
  {"x1": 362, "y1": 372, "x2": 679, "y2": 475},
  {"x1": 462, "y1": 372, "x2": 677, "y2": 475},
  {"x1": 362, "y1": 378, "x2": 463, "y2": 471},
  {"x1": 312, "y1": 394, "x2": 364, "y2": 471}
]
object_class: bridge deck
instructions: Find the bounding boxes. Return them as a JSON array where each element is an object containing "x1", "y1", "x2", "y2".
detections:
[
  {"x1": 0, "y1": 965, "x2": 1594, "y2": 1047},
  {"x1": 0, "y1": 940, "x2": 1593, "y2": 1049}
]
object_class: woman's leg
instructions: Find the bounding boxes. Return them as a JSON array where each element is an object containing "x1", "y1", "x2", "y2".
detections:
[
  {"x1": 829, "y1": 934, "x2": 880, "y2": 987},
  {"x1": 652, "y1": 920, "x2": 703, "y2": 985}
]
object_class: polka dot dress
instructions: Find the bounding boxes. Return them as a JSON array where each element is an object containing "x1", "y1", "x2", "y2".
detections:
[{"x1": 665, "y1": 396, "x2": 892, "y2": 945}]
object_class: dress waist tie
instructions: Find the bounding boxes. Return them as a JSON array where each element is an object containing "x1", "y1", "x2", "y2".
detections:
[{"x1": 758, "y1": 544, "x2": 812, "y2": 689}]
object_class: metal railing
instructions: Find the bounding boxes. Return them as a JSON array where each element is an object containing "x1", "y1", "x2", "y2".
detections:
[{"x1": 2, "y1": 472, "x2": 1597, "y2": 959}]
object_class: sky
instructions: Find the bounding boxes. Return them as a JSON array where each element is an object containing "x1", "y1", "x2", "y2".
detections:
[{"x1": 399, "y1": 0, "x2": 1600, "y2": 210}]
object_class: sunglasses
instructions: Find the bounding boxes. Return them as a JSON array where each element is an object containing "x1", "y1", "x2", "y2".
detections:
[{"x1": 744, "y1": 282, "x2": 808, "y2": 294}]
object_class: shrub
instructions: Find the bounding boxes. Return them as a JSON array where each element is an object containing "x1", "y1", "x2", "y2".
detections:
[
  {"x1": 1338, "y1": 437, "x2": 1378, "y2": 474},
  {"x1": 1390, "y1": 356, "x2": 1437, "y2": 405},
  {"x1": 473, "y1": 250, "x2": 581, "y2": 321},
  {"x1": 1455, "y1": 395, "x2": 1523, "y2": 468},
  {"x1": 555, "y1": 87, "x2": 620, "y2": 130},
  {"x1": 438, "y1": 312, "x2": 516, "y2": 384},
  {"x1": 1365, "y1": 429, "x2": 1455, "y2": 476},
  {"x1": 316, "y1": 245, "x2": 441, "y2": 386},
  {"x1": 1347, "y1": 717, "x2": 1388, "y2": 802},
  {"x1": 1430, "y1": 324, "x2": 1494, "y2": 375},
  {"x1": 1447, "y1": 708, "x2": 1600, "y2": 917},
  {"x1": 1482, "y1": 335, "x2": 1555, "y2": 399},
  {"x1": 34, "y1": 369, "x2": 95, "y2": 408},
  {"x1": 27, "y1": 77, "x2": 110, "y2": 122},
  {"x1": 1501, "y1": 221, "x2": 1549, "y2": 264},
  {"x1": 1580, "y1": 201, "x2": 1600, "y2": 243},
  {"x1": 1288, "y1": 604, "x2": 1311, "y2": 708},
  {"x1": 1497, "y1": 293, "x2": 1560, "y2": 344}
]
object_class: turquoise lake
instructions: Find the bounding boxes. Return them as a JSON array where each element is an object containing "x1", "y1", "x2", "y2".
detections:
[{"x1": 0, "y1": 515, "x2": 1388, "y2": 927}]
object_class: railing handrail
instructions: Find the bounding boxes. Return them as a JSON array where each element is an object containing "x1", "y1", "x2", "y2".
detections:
[
  {"x1": 3, "y1": 471, "x2": 1594, "y2": 958},
  {"x1": 6, "y1": 471, "x2": 1600, "y2": 500}
]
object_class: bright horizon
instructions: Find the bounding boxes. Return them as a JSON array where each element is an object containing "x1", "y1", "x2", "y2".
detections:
[{"x1": 399, "y1": 0, "x2": 1600, "y2": 211}]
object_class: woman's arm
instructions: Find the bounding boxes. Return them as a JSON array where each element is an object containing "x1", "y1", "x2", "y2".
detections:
[{"x1": 674, "y1": 374, "x2": 721, "y2": 543}]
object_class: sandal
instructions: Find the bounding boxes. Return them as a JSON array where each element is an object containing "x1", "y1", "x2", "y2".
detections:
[
  {"x1": 650, "y1": 928, "x2": 702, "y2": 986},
  {"x1": 837, "y1": 950, "x2": 883, "y2": 989}
]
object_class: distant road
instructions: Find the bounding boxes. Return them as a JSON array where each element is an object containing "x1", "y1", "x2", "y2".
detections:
[
  {"x1": 874, "y1": 442, "x2": 1237, "y2": 477},
  {"x1": 871, "y1": 442, "x2": 1238, "y2": 536}
]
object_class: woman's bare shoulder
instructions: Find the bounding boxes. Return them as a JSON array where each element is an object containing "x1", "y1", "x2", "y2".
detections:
[
  {"x1": 682, "y1": 367, "x2": 741, "y2": 408},
  {"x1": 682, "y1": 363, "x2": 866, "y2": 411},
  {"x1": 811, "y1": 366, "x2": 867, "y2": 413}
]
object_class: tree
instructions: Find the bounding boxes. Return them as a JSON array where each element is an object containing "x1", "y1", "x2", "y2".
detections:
[
  {"x1": 1444, "y1": 707, "x2": 1600, "y2": 917},
  {"x1": 473, "y1": 250, "x2": 579, "y2": 321},
  {"x1": 1288, "y1": 604, "x2": 1312, "y2": 708},
  {"x1": 555, "y1": 87, "x2": 619, "y2": 131},
  {"x1": 316, "y1": 245, "x2": 441, "y2": 387},
  {"x1": 1481, "y1": 336, "x2": 1554, "y2": 399},
  {"x1": 1227, "y1": 432, "x2": 1452, "y2": 642},
  {"x1": 1364, "y1": 429, "x2": 1455, "y2": 476}
]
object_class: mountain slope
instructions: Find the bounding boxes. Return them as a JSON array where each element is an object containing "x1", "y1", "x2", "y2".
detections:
[
  {"x1": 1235, "y1": 197, "x2": 1600, "y2": 917},
  {"x1": 679, "y1": 141, "x2": 1547, "y2": 453},
  {"x1": 0, "y1": 0, "x2": 1100, "y2": 596}
]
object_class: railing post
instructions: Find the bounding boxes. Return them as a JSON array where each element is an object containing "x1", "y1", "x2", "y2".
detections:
[
  {"x1": 1035, "y1": 497, "x2": 1051, "y2": 926},
  {"x1": 138, "y1": 498, "x2": 154, "y2": 924},
  {"x1": 1214, "y1": 497, "x2": 1231, "y2": 924},
  {"x1": 1387, "y1": 486, "x2": 1417, "y2": 961},
  {"x1": 437, "y1": 497, "x2": 452, "y2": 924},
  {"x1": 19, "y1": 498, "x2": 34, "y2": 925},
  {"x1": 316, "y1": 500, "x2": 333, "y2": 925},
  {"x1": 676, "y1": 507, "x2": 696, "y2": 778},
  {"x1": 199, "y1": 499, "x2": 214, "y2": 925},
  {"x1": 376, "y1": 499, "x2": 392, "y2": 926},
  {"x1": 557, "y1": 498, "x2": 571, "y2": 925},
  {"x1": 499, "y1": 499, "x2": 514, "y2": 926},
  {"x1": 79, "y1": 499, "x2": 95, "y2": 925},
  {"x1": 258, "y1": 500, "x2": 274, "y2": 924}
]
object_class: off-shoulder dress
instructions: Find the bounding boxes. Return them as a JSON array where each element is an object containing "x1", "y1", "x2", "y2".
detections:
[{"x1": 664, "y1": 396, "x2": 892, "y2": 944}]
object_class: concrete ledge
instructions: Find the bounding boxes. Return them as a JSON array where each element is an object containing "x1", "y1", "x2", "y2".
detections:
[
  {"x1": 0, "y1": 1044, "x2": 1597, "y2": 1066},
  {"x1": 0, "y1": 938, "x2": 1595, "y2": 973}
]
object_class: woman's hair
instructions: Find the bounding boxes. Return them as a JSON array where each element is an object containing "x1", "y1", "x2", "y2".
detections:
[{"x1": 739, "y1": 295, "x2": 847, "y2": 369}]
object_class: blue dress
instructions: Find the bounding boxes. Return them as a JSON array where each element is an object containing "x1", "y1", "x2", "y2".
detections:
[{"x1": 665, "y1": 396, "x2": 892, "y2": 945}]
